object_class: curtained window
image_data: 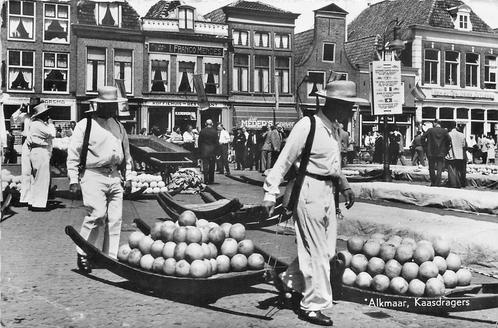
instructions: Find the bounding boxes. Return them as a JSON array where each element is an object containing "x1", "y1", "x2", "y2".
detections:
[
  {"x1": 275, "y1": 34, "x2": 289, "y2": 49},
  {"x1": 424, "y1": 49, "x2": 439, "y2": 85},
  {"x1": 204, "y1": 62, "x2": 220, "y2": 94},
  {"x1": 8, "y1": 1, "x2": 34, "y2": 40},
  {"x1": 114, "y1": 49, "x2": 133, "y2": 94},
  {"x1": 484, "y1": 56, "x2": 497, "y2": 90},
  {"x1": 275, "y1": 57, "x2": 290, "y2": 94},
  {"x1": 307, "y1": 71, "x2": 325, "y2": 98},
  {"x1": 44, "y1": 3, "x2": 69, "y2": 43},
  {"x1": 233, "y1": 30, "x2": 248, "y2": 46},
  {"x1": 43, "y1": 52, "x2": 68, "y2": 92},
  {"x1": 233, "y1": 54, "x2": 248, "y2": 92},
  {"x1": 150, "y1": 59, "x2": 169, "y2": 92},
  {"x1": 465, "y1": 53, "x2": 479, "y2": 88},
  {"x1": 254, "y1": 55, "x2": 269, "y2": 92},
  {"x1": 8, "y1": 50, "x2": 34, "y2": 91},
  {"x1": 178, "y1": 7, "x2": 194, "y2": 29},
  {"x1": 86, "y1": 48, "x2": 106, "y2": 92},
  {"x1": 177, "y1": 60, "x2": 195, "y2": 93},
  {"x1": 254, "y1": 32, "x2": 269, "y2": 48},
  {"x1": 97, "y1": 3, "x2": 121, "y2": 27},
  {"x1": 444, "y1": 51, "x2": 459, "y2": 86}
]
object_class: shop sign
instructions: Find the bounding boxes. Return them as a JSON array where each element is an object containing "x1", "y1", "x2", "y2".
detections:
[
  {"x1": 431, "y1": 89, "x2": 495, "y2": 100},
  {"x1": 149, "y1": 43, "x2": 223, "y2": 57},
  {"x1": 146, "y1": 100, "x2": 227, "y2": 108},
  {"x1": 175, "y1": 111, "x2": 196, "y2": 120},
  {"x1": 42, "y1": 98, "x2": 75, "y2": 106},
  {"x1": 370, "y1": 61, "x2": 403, "y2": 115},
  {"x1": 239, "y1": 117, "x2": 295, "y2": 130}
]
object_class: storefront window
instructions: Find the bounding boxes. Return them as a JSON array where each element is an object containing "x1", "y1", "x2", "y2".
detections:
[
  {"x1": 254, "y1": 55, "x2": 269, "y2": 93},
  {"x1": 307, "y1": 71, "x2": 325, "y2": 98},
  {"x1": 465, "y1": 53, "x2": 479, "y2": 88},
  {"x1": 484, "y1": 56, "x2": 497, "y2": 90},
  {"x1": 43, "y1": 52, "x2": 68, "y2": 93},
  {"x1": 456, "y1": 108, "x2": 468, "y2": 119},
  {"x1": 150, "y1": 56, "x2": 169, "y2": 92},
  {"x1": 444, "y1": 51, "x2": 459, "y2": 86},
  {"x1": 177, "y1": 58, "x2": 195, "y2": 93},
  {"x1": 86, "y1": 47, "x2": 106, "y2": 93},
  {"x1": 44, "y1": 3, "x2": 69, "y2": 43},
  {"x1": 233, "y1": 30, "x2": 248, "y2": 46},
  {"x1": 422, "y1": 106, "x2": 437, "y2": 119},
  {"x1": 424, "y1": 49, "x2": 439, "y2": 85},
  {"x1": 488, "y1": 110, "x2": 498, "y2": 121},
  {"x1": 254, "y1": 32, "x2": 269, "y2": 48},
  {"x1": 204, "y1": 62, "x2": 220, "y2": 94},
  {"x1": 114, "y1": 49, "x2": 133, "y2": 94},
  {"x1": 96, "y1": 2, "x2": 121, "y2": 27},
  {"x1": 8, "y1": 50, "x2": 34, "y2": 91},
  {"x1": 233, "y1": 54, "x2": 248, "y2": 92},
  {"x1": 275, "y1": 34, "x2": 289, "y2": 49},
  {"x1": 8, "y1": 0, "x2": 34, "y2": 40},
  {"x1": 471, "y1": 109, "x2": 484, "y2": 120},
  {"x1": 275, "y1": 57, "x2": 290, "y2": 94},
  {"x1": 439, "y1": 107, "x2": 454, "y2": 120}
]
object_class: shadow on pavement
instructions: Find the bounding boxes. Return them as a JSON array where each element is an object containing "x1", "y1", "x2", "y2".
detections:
[{"x1": 71, "y1": 269, "x2": 275, "y2": 321}]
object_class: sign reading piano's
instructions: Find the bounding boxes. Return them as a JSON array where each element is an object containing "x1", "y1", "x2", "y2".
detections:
[{"x1": 149, "y1": 43, "x2": 223, "y2": 57}]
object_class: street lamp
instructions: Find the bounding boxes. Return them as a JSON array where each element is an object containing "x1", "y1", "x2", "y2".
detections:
[{"x1": 373, "y1": 18, "x2": 405, "y2": 182}]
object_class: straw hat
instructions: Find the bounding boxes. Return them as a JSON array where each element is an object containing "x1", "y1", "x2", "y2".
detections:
[
  {"x1": 31, "y1": 102, "x2": 50, "y2": 119},
  {"x1": 315, "y1": 80, "x2": 368, "y2": 104},
  {"x1": 86, "y1": 86, "x2": 127, "y2": 113}
]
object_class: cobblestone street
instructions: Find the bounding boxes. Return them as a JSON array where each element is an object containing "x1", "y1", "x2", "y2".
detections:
[{"x1": 1, "y1": 173, "x2": 497, "y2": 328}]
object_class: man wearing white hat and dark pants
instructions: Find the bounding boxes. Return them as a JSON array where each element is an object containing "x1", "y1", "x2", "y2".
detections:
[
  {"x1": 27, "y1": 102, "x2": 56, "y2": 211},
  {"x1": 262, "y1": 80, "x2": 363, "y2": 326},
  {"x1": 67, "y1": 86, "x2": 132, "y2": 273}
]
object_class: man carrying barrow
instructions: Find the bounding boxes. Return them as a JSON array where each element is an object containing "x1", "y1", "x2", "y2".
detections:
[{"x1": 262, "y1": 80, "x2": 363, "y2": 326}]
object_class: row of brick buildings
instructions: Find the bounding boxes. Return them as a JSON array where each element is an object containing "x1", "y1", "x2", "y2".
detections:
[{"x1": 1, "y1": 0, "x2": 498, "y2": 146}]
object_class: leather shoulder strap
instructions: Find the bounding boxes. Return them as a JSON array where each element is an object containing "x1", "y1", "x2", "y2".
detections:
[{"x1": 78, "y1": 117, "x2": 92, "y2": 175}]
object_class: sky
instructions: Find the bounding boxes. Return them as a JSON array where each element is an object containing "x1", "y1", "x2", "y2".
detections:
[{"x1": 128, "y1": 0, "x2": 498, "y2": 33}]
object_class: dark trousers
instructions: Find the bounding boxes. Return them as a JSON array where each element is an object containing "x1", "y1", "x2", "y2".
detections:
[
  {"x1": 202, "y1": 156, "x2": 216, "y2": 184},
  {"x1": 428, "y1": 156, "x2": 445, "y2": 186},
  {"x1": 412, "y1": 147, "x2": 425, "y2": 166},
  {"x1": 216, "y1": 144, "x2": 230, "y2": 174},
  {"x1": 447, "y1": 159, "x2": 466, "y2": 188}
]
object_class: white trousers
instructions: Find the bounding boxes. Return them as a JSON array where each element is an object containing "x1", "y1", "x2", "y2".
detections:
[
  {"x1": 28, "y1": 147, "x2": 50, "y2": 208},
  {"x1": 77, "y1": 169, "x2": 123, "y2": 259},
  {"x1": 281, "y1": 177, "x2": 337, "y2": 312},
  {"x1": 20, "y1": 141, "x2": 31, "y2": 203}
]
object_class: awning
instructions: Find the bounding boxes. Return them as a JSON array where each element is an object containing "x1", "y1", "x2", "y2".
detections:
[{"x1": 234, "y1": 105, "x2": 299, "y2": 130}]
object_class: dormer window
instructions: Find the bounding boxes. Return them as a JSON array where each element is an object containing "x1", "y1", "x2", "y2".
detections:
[
  {"x1": 451, "y1": 5, "x2": 472, "y2": 31},
  {"x1": 96, "y1": 2, "x2": 121, "y2": 27},
  {"x1": 178, "y1": 7, "x2": 194, "y2": 30},
  {"x1": 458, "y1": 14, "x2": 469, "y2": 30}
]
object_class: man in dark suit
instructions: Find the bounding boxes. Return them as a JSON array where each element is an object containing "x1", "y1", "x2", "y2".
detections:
[
  {"x1": 198, "y1": 119, "x2": 219, "y2": 184},
  {"x1": 421, "y1": 120, "x2": 451, "y2": 186}
]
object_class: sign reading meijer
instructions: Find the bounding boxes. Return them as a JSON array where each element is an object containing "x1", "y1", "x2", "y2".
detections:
[
  {"x1": 149, "y1": 43, "x2": 223, "y2": 57},
  {"x1": 370, "y1": 61, "x2": 403, "y2": 115}
]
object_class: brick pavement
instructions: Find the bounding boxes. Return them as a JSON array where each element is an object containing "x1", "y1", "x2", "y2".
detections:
[{"x1": 1, "y1": 172, "x2": 498, "y2": 327}]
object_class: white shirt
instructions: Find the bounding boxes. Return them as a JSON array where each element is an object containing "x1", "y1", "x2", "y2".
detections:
[
  {"x1": 27, "y1": 120, "x2": 56, "y2": 147},
  {"x1": 183, "y1": 131, "x2": 195, "y2": 143},
  {"x1": 263, "y1": 111, "x2": 350, "y2": 202},
  {"x1": 67, "y1": 117, "x2": 132, "y2": 184},
  {"x1": 11, "y1": 108, "x2": 31, "y2": 137},
  {"x1": 219, "y1": 129, "x2": 231, "y2": 144}
]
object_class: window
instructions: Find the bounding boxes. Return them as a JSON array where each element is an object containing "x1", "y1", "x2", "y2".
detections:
[
  {"x1": 8, "y1": 1, "x2": 35, "y2": 40},
  {"x1": 114, "y1": 49, "x2": 133, "y2": 94},
  {"x1": 439, "y1": 107, "x2": 454, "y2": 120},
  {"x1": 484, "y1": 56, "x2": 497, "y2": 89},
  {"x1": 44, "y1": 3, "x2": 69, "y2": 43},
  {"x1": 232, "y1": 54, "x2": 248, "y2": 92},
  {"x1": 275, "y1": 34, "x2": 289, "y2": 49},
  {"x1": 43, "y1": 52, "x2": 68, "y2": 93},
  {"x1": 322, "y1": 43, "x2": 335, "y2": 62},
  {"x1": 8, "y1": 50, "x2": 34, "y2": 91},
  {"x1": 96, "y1": 2, "x2": 121, "y2": 27},
  {"x1": 178, "y1": 7, "x2": 194, "y2": 30},
  {"x1": 465, "y1": 53, "x2": 479, "y2": 88},
  {"x1": 86, "y1": 48, "x2": 106, "y2": 93},
  {"x1": 459, "y1": 15, "x2": 468, "y2": 29},
  {"x1": 254, "y1": 32, "x2": 269, "y2": 48},
  {"x1": 204, "y1": 60, "x2": 221, "y2": 94},
  {"x1": 150, "y1": 56, "x2": 169, "y2": 92},
  {"x1": 457, "y1": 108, "x2": 468, "y2": 119},
  {"x1": 233, "y1": 30, "x2": 248, "y2": 46},
  {"x1": 444, "y1": 51, "x2": 459, "y2": 86},
  {"x1": 254, "y1": 56, "x2": 269, "y2": 92},
  {"x1": 422, "y1": 107, "x2": 437, "y2": 119},
  {"x1": 424, "y1": 49, "x2": 439, "y2": 84},
  {"x1": 177, "y1": 58, "x2": 195, "y2": 93},
  {"x1": 307, "y1": 71, "x2": 325, "y2": 98},
  {"x1": 275, "y1": 57, "x2": 290, "y2": 94}
]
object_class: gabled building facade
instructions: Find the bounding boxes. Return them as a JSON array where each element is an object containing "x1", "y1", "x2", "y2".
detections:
[
  {"x1": 346, "y1": 0, "x2": 498, "y2": 143},
  {"x1": 141, "y1": 0, "x2": 230, "y2": 134},
  {"x1": 205, "y1": 1, "x2": 299, "y2": 131},
  {"x1": 73, "y1": 0, "x2": 144, "y2": 132},
  {"x1": 1, "y1": 0, "x2": 78, "y2": 130}
]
